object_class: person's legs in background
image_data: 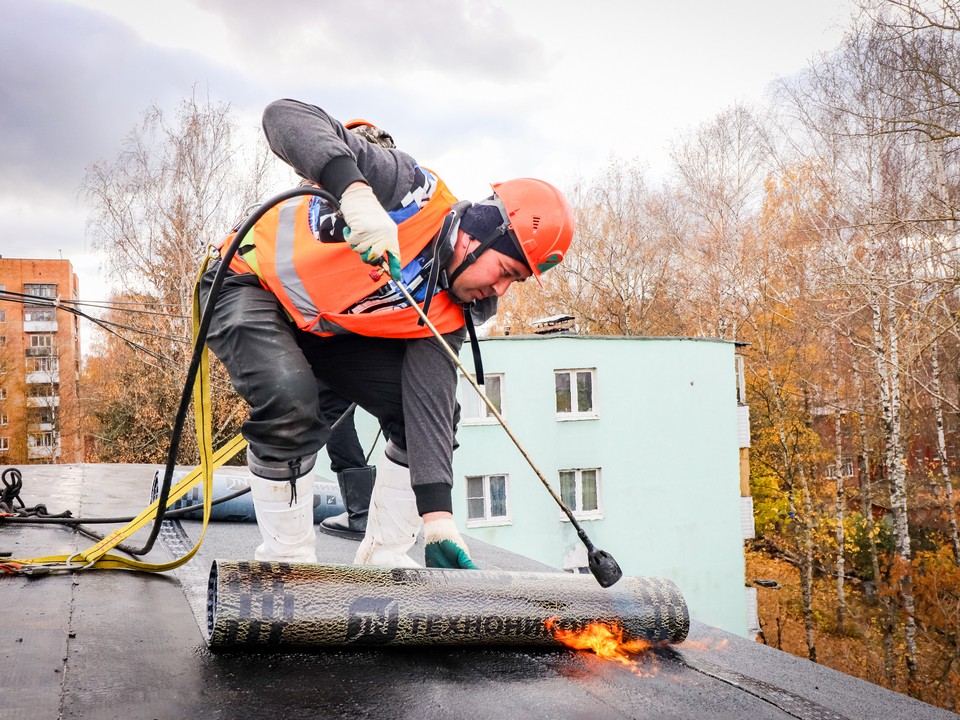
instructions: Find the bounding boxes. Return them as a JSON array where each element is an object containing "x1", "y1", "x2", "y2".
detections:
[{"x1": 316, "y1": 385, "x2": 378, "y2": 540}]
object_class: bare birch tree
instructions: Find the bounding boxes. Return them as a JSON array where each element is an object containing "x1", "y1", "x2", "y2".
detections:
[
  {"x1": 668, "y1": 105, "x2": 770, "y2": 340},
  {"x1": 81, "y1": 93, "x2": 277, "y2": 463}
]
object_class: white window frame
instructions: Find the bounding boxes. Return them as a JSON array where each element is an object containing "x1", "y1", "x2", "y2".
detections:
[
  {"x1": 554, "y1": 368, "x2": 598, "y2": 420},
  {"x1": 0, "y1": 413, "x2": 7, "y2": 426},
  {"x1": 825, "y1": 458, "x2": 854, "y2": 479},
  {"x1": 0, "y1": 437, "x2": 8, "y2": 452},
  {"x1": 0, "y1": 387, "x2": 6, "y2": 400},
  {"x1": 459, "y1": 373, "x2": 504, "y2": 425},
  {"x1": 464, "y1": 473, "x2": 511, "y2": 528},
  {"x1": 30, "y1": 356, "x2": 59, "y2": 373},
  {"x1": 558, "y1": 467, "x2": 603, "y2": 520},
  {"x1": 28, "y1": 432, "x2": 56, "y2": 448},
  {"x1": 30, "y1": 334, "x2": 53, "y2": 349}
]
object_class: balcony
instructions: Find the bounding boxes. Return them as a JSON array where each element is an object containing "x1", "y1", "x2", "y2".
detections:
[
  {"x1": 28, "y1": 444, "x2": 61, "y2": 460},
  {"x1": 24, "y1": 320, "x2": 58, "y2": 333},
  {"x1": 28, "y1": 422, "x2": 55, "y2": 433},
  {"x1": 737, "y1": 405, "x2": 751, "y2": 448},
  {"x1": 26, "y1": 371, "x2": 60, "y2": 384},
  {"x1": 25, "y1": 347, "x2": 53, "y2": 358},
  {"x1": 26, "y1": 396, "x2": 60, "y2": 408}
]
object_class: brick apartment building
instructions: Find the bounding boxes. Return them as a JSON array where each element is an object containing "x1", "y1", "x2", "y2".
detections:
[{"x1": 0, "y1": 257, "x2": 83, "y2": 463}]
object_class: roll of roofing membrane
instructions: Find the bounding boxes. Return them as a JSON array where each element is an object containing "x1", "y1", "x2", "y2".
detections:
[
  {"x1": 152, "y1": 470, "x2": 344, "y2": 523},
  {"x1": 207, "y1": 560, "x2": 689, "y2": 650}
]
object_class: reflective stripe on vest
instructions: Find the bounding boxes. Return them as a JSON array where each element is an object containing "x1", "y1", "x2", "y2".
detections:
[{"x1": 218, "y1": 178, "x2": 465, "y2": 340}]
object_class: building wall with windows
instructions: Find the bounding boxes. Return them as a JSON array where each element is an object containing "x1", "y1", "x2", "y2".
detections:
[
  {"x1": 0, "y1": 258, "x2": 83, "y2": 463},
  {"x1": 449, "y1": 334, "x2": 749, "y2": 636}
]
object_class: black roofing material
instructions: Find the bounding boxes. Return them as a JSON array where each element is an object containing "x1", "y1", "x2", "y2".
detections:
[{"x1": 207, "y1": 560, "x2": 690, "y2": 650}]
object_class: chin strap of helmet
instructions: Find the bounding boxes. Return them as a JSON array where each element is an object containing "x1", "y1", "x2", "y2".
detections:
[{"x1": 461, "y1": 302, "x2": 484, "y2": 386}]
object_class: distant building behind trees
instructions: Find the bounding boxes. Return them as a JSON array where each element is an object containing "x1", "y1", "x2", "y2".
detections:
[{"x1": 0, "y1": 257, "x2": 83, "y2": 463}]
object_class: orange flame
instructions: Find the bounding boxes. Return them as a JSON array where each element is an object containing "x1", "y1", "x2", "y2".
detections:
[{"x1": 545, "y1": 617, "x2": 654, "y2": 674}]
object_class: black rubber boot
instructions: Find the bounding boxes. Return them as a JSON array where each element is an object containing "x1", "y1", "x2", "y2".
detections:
[{"x1": 319, "y1": 465, "x2": 376, "y2": 540}]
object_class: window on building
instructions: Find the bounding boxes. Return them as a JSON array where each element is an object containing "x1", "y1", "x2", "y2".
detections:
[
  {"x1": 24, "y1": 308, "x2": 56, "y2": 322},
  {"x1": 28, "y1": 383, "x2": 59, "y2": 397},
  {"x1": 0, "y1": 413, "x2": 7, "y2": 426},
  {"x1": 825, "y1": 458, "x2": 854, "y2": 479},
  {"x1": 0, "y1": 438, "x2": 8, "y2": 452},
  {"x1": 465, "y1": 474, "x2": 510, "y2": 526},
  {"x1": 28, "y1": 334, "x2": 53, "y2": 356},
  {"x1": 27, "y1": 407, "x2": 56, "y2": 425},
  {"x1": 28, "y1": 407, "x2": 55, "y2": 425},
  {"x1": 459, "y1": 373, "x2": 503, "y2": 423},
  {"x1": 29, "y1": 357, "x2": 58, "y2": 373},
  {"x1": 0, "y1": 309, "x2": 5, "y2": 323},
  {"x1": 0, "y1": 387, "x2": 6, "y2": 400},
  {"x1": 28, "y1": 433, "x2": 56, "y2": 448},
  {"x1": 555, "y1": 369, "x2": 597, "y2": 419},
  {"x1": 559, "y1": 468, "x2": 602, "y2": 519},
  {"x1": 24, "y1": 283, "x2": 57, "y2": 298}
]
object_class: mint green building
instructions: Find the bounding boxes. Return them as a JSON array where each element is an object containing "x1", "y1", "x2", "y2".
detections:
[{"x1": 450, "y1": 334, "x2": 751, "y2": 637}]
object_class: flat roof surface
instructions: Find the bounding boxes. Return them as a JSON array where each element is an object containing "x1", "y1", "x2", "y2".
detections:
[{"x1": 1, "y1": 464, "x2": 955, "y2": 720}]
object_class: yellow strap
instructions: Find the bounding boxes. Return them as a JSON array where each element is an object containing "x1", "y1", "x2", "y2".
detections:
[{"x1": 9, "y1": 251, "x2": 247, "y2": 573}]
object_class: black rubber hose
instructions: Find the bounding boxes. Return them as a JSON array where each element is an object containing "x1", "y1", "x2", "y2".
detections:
[{"x1": 125, "y1": 186, "x2": 341, "y2": 557}]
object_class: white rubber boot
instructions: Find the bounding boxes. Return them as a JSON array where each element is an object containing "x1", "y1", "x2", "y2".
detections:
[
  {"x1": 354, "y1": 455, "x2": 423, "y2": 568},
  {"x1": 249, "y1": 473, "x2": 317, "y2": 563}
]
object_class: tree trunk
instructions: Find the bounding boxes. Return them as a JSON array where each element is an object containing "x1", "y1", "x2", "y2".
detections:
[
  {"x1": 854, "y1": 368, "x2": 896, "y2": 683},
  {"x1": 872, "y1": 290, "x2": 918, "y2": 690},
  {"x1": 834, "y1": 394, "x2": 847, "y2": 635},
  {"x1": 798, "y1": 465, "x2": 818, "y2": 663},
  {"x1": 767, "y1": 364, "x2": 817, "y2": 663}
]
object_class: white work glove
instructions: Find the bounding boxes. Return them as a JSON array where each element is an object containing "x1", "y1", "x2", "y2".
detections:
[
  {"x1": 339, "y1": 183, "x2": 402, "y2": 281},
  {"x1": 424, "y1": 517, "x2": 479, "y2": 570}
]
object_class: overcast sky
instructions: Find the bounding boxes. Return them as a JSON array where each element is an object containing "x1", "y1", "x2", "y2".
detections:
[{"x1": 1, "y1": 0, "x2": 854, "y2": 306}]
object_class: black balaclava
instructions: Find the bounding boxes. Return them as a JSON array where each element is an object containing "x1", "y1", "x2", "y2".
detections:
[{"x1": 457, "y1": 199, "x2": 528, "y2": 266}]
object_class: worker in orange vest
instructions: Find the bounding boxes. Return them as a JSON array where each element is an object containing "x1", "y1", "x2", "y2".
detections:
[{"x1": 200, "y1": 98, "x2": 574, "y2": 569}]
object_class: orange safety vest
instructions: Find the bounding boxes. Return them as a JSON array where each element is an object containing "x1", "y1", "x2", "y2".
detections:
[{"x1": 217, "y1": 178, "x2": 466, "y2": 339}]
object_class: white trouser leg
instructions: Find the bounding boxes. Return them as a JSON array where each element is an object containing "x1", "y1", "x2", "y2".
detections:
[
  {"x1": 354, "y1": 455, "x2": 423, "y2": 568},
  {"x1": 249, "y1": 473, "x2": 317, "y2": 563}
]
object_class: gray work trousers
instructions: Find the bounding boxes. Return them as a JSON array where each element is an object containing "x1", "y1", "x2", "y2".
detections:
[{"x1": 198, "y1": 261, "x2": 464, "y2": 514}]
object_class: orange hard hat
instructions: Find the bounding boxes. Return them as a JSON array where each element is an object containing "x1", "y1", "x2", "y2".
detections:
[
  {"x1": 491, "y1": 178, "x2": 574, "y2": 281},
  {"x1": 344, "y1": 118, "x2": 377, "y2": 129}
]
